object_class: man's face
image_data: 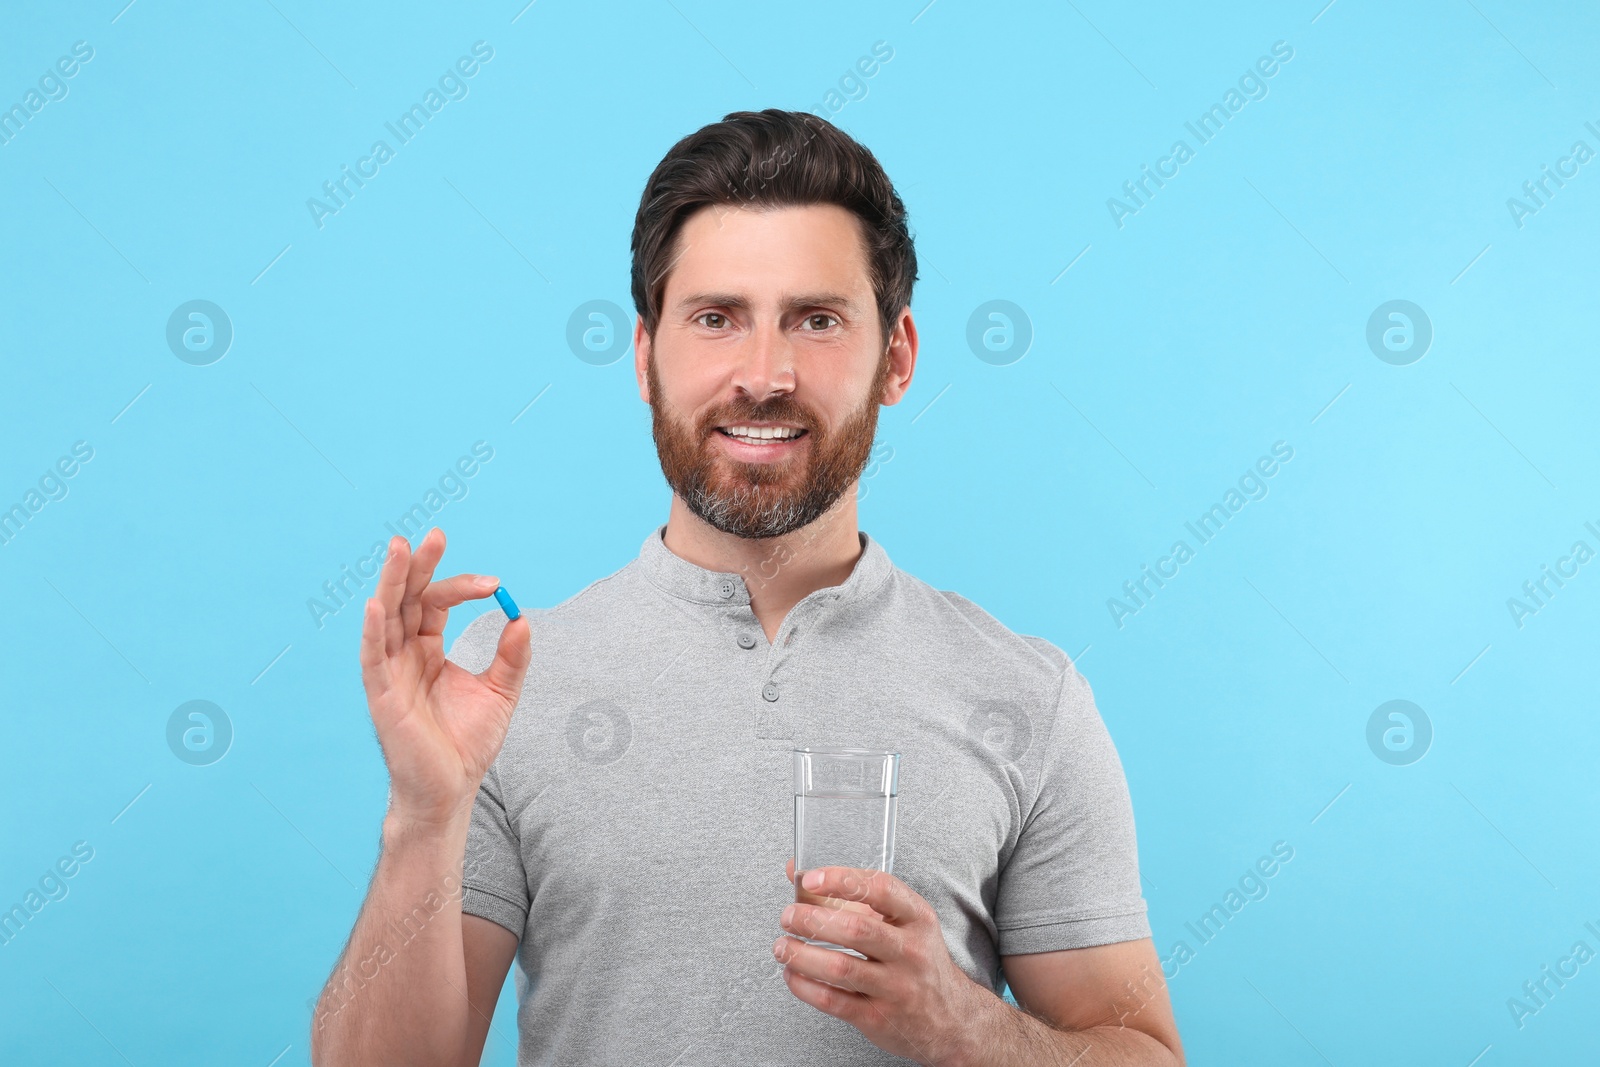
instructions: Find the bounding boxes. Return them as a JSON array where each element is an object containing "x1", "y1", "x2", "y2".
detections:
[{"x1": 639, "y1": 202, "x2": 897, "y2": 540}]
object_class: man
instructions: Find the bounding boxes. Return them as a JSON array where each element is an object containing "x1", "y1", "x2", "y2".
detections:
[{"x1": 312, "y1": 109, "x2": 1183, "y2": 1066}]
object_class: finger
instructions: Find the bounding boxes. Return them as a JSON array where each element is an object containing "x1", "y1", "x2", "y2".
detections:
[
  {"x1": 479, "y1": 615, "x2": 532, "y2": 703},
  {"x1": 418, "y1": 574, "x2": 499, "y2": 637},
  {"x1": 358, "y1": 596, "x2": 393, "y2": 699},
  {"x1": 400, "y1": 527, "x2": 446, "y2": 639},
  {"x1": 781, "y1": 962, "x2": 871, "y2": 1024},
  {"x1": 774, "y1": 934, "x2": 886, "y2": 998},
  {"x1": 786, "y1": 857, "x2": 795, "y2": 884},
  {"x1": 377, "y1": 535, "x2": 411, "y2": 657},
  {"x1": 782, "y1": 901, "x2": 903, "y2": 964},
  {"x1": 796, "y1": 867, "x2": 925, "y2": 926}
]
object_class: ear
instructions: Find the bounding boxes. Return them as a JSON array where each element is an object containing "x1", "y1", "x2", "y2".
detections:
[
  {"x1": 878, "y1": 307, "x2": 919, "y2": 407},
  {"x1": 634, "y1": 315, "x2": 652, "y2": 404}
]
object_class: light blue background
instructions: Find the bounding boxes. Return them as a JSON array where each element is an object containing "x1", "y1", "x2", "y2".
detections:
[{"x1": 3, "y1": 1, "x2": 1597, "y2": 1064}]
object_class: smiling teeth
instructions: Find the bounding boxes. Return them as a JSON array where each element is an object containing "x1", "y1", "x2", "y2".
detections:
[{"x1": 723, "y1": 425, "x2": 801, "y2": 440}]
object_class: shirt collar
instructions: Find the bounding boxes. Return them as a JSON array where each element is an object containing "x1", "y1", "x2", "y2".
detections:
[{"x1": 636, "y1": 522, "x2": 893, "y2": 607}]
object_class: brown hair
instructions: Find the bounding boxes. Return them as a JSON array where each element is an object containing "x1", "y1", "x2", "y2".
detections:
[{"x1": 630, "y1": 109, "x2": 917, "y2": 347}]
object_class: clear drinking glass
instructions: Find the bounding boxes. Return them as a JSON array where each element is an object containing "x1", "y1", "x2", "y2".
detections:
[{"x1": 792, "y1": 747, "x2": 901, "y2": 957}]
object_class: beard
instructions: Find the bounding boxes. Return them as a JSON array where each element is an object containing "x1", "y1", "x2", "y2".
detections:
[{"x1": 647, "y1": 349, "x2": 891, "y2": 540}]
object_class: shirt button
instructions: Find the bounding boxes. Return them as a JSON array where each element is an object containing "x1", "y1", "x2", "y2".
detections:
[
  {"x1": 717, "y1": 579, "x2": 735, "y2": 599},
  {"x1": 761, "y1": 682, "x2": 780, "y2": 702},
  {"x1": 737, "y1": 633, "x2": 757, "y2": 650}
]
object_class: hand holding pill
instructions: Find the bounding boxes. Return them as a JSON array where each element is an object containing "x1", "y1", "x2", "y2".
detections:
[{"x1": 357, "y1": 526, "x2": 532, "y2": 829}]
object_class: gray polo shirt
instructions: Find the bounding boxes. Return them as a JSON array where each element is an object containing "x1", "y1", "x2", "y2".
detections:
[{"x1": 447, "y1": 524, "x2": 1150, "y2": 1066}]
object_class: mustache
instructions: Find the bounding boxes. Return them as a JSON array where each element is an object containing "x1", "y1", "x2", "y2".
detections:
[{"x1": 699, "y1": 402, "x2": 817, "y2": 434}]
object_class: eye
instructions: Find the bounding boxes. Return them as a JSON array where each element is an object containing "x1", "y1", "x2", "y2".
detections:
[
  {"x1": 695, "y1": 312, "x2": 731, "y2": 330},
  {"x1": 800, "y1": 313, "x2": 839, "y2": 332}
]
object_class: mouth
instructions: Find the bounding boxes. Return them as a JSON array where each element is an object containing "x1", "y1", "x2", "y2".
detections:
[{"x1": 712, "y1": 423, "x2": 810, "y2": 462}]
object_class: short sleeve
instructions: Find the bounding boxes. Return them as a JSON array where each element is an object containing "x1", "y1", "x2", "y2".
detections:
[
  {"x1": 445, "y1": 616, "x2": 530, "y2": 938},
  {"x1": 460, "y1": 761, "x2": 530, "y2": 937},
  {"x1": 994, "y1": 667, "x2": 1151, "y2": 956}
]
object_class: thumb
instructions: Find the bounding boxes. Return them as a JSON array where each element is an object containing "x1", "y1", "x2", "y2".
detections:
[{"x1": 481, "y1": 616, "x2": 532, "y2": 702}]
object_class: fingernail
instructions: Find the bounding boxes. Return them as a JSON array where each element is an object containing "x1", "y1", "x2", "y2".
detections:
[
  {"x1": 802, "y1": 870, "x2": 823, "y2": 890},
  {"x1": 781, "y1": 905, "x2": 795, "y2": 926}
]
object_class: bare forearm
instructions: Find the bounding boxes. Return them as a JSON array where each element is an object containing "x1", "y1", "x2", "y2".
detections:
[
  {"x1": 953, "y1": 993, "x2": 1182, "y2": 1067},
  {"x1": 310, "y1": 810, "x2": 475, "y2": 1067}
]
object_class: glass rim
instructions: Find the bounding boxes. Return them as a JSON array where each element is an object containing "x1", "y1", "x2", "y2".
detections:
[{"x1": 793, "y1": 746, "x2": 901, "y2": 757}]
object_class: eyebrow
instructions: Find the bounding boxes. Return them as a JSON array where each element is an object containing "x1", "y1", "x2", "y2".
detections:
[{"x1": 672, "y1": 291, "x2": 862, "y2": 316}]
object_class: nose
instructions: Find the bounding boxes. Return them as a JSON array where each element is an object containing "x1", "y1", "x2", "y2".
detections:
[{"x1": 729, "y1": 317, "x2": 795, "y2": 403}]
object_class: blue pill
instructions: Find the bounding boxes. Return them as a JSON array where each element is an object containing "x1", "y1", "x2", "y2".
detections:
[{"x1": 493, "y1": 585, "x2": 521, "y2": 621}]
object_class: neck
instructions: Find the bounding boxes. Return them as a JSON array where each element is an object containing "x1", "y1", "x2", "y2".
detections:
[{"x1": 662, "y1": 489, "x2": 864, "y2": 641}]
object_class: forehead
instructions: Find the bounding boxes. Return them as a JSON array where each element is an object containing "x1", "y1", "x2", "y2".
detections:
[{"x1": 662, "y1": 202, "x2": 872, "y2": 308}]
